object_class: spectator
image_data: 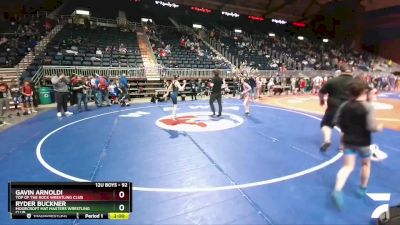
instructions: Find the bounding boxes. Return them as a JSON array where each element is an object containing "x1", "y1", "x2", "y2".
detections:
[
  {"x1": 9, "y1": 79, "x2": 22, "y2": 116},
  {"x1": 190, "y1": 80, "x2": 198, "y2": 100},
  {"x1": 119, "y1": 73, "x2": 130, "y2": 101},
  {"x1": 0, "y1": 77, "x2": 11, "y2": 125},
  {"x1": 108, "y1": 80, "x2": 118, "y2": 104},
  {"x1": 21, "y1": 81, "x2": 37, "y2": 115},
  {"x1": 96, "y1": 48, "x2": 102, "y2": 56},
  {"x1": 95, "y1": 74, "x2": 111, "y2": 107},
  {"x1": 51, "y1": 73, "x2": 73, "y2": 117},
  {"x1": 119, "y1": 44, "x2": 127, "y2": 55},
  {"x1": 72, "y1": 76, "x2": 89, "y2": 112}
]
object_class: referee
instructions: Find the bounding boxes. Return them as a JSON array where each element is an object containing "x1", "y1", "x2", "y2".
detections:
[
  {"x1": 209, "y1": 70, "x2": 223, "y2": 117},
  {"x1": 319, "y1": 64, "x2": 354, "y2": 152}
]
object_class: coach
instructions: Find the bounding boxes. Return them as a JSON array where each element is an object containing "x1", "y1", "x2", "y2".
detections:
[{"x1": 319, "y1": 64, "x2": 353, "y2": 152}]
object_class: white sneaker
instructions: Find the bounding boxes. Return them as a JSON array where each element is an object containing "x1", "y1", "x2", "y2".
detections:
[
  {"x1": 28, "y1": 110, "x2": 32, "y2": 114},
  {"x1": 57, "y1": 112, "x2": 62, "y2": 117},
  {"x1": 65, "y1": 111, "x2": 73, "y2": 116},
  {"x1": 32, "y1": 109, "x2": 38, "y2": 113}
]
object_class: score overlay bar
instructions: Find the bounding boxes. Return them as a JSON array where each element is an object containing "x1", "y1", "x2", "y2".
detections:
[{"x1": 8, "y1": 182, "x2": 132, "y2": 220}]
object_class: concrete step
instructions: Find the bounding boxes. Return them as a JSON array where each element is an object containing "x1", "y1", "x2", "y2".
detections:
[{"x1": 147, "y1": 77, "x2": 160, "y2": 81}]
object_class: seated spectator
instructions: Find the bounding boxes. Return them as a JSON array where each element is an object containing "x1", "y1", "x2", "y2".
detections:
[
  {"x1": 96, "y1": 48, "x2": 102, "y2": 56},
  {"x1": 179, "y1": 38, "x2": 186, "y2": 48},
  {"x1": 119, "y1": 44, "x2": 127, "y2": 54},
  {"x1": 90, "y1": 56, "x2": 101, "y2": 61},
  {"x1": 66, "y1": 49, "x2": 78, "y2": 55},
  {"x1": 105, "y1": 46, "x2": 111, "y2": 53},
  {"x1": 159, "y1": 49, "x2": 168, "y2": 57}
]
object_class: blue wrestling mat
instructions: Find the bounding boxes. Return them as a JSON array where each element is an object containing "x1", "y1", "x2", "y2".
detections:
[{"x1": 1, "y1": 99, "x2": 399, "y2": 225}]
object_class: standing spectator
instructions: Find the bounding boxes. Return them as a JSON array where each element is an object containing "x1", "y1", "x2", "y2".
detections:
[
  {"x1": 108, "y1": 80, "x2": 118, "y2": 104},
  {"x1": 119, "y1": 74, "x2": 130, "y2": 101},
  {"x1": 190, "y1": 80, "x2": 197, "y2": 101},
  {"x1": 267, "y1": 77, "x2": 275, "y2": 96},
  {"x1": 290, "y1": 76, "x2": 297, "y2": 94},
  {"x1": 313, "y1": 75, "x2": 323, "y2": 94},
  {"x1": 89, "y1": 74, "x2": 97, "y2": 102},
  {"x1": 0, "y1": 77, "x2": 10, "y2": 125},
  {"x1": 209, "y1": 70, "x2": 223, "y2": 117},
  {"x1": 32, "y1": 82, "x2": 39, "y2": 108},
  {"x1": 9, "y1": 80, "x2": 22, "y2": 116},
  {"x1": 69, "y1": 74, "x2": 78, "y2": 106},
  {"x1": 95, "y1": 74, "x2": 111, "y2": 107},
  {"x1": 197, "y1": 78, "x2": 204, "y2": 97},
  {"x1": 72, "y1": 76, "x2": 89, "y2": 112},
  {"x1": 232, "y1": 77, "x2": 239, "y2": 97},
  {"x1": 21, "y1": 81, "x2": 37, "y2": 115},
  {"x1": 261, "y1": 77, "x2": 267, "y2": 95},
  {"x1": 221, "y1": 78, "x2": 227, "y2": 95},
  {"x1": 255, "y1": 76, "x2": 262, "y2": 99},
  {"x1": 300, "y1": 78, "x2": 306, "y2": 94},
  {"x1": 116, "y1": 79, "x2": 129, "y2": 106},
  {"x1": 51, "y1": 73, "x2": 73, "y2": 117},
  {"x1": 249, "y1": 76, "x2": 256, "y2": 100}
]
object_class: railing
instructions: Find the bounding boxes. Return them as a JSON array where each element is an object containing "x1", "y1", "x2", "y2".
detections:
[
  {"x1": 159, "y1": 67, "x2": 233, "y2": 78},
  {"x1": 255, "y1": 70, "x2": 333, "y2": 77},
  {"x1": 31, "y1": 66, "x2": 44, "y2": 85},
  {"x1": 207, "y1": 37, "x2": 238, "y2": 67},
  {"x1": 255, "y1": 70, "x2": 394, "y2": 78},
  {"x1": 0, "y1": 68, "x2": 20, "y2": 79},
  {"x1": 36, "y1": 66, "x2": 145, "y2": 79},
  {"x1": 29, "y1": 65, "x2": 396, "y2": 86},
  {"x1": 58, "y1": 15, "x2": 140, "y2": 28}
]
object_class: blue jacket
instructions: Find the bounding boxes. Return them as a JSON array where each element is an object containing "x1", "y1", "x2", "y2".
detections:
[{"x1": 119, "y1": 76, "x2": 128, "y2": 88}]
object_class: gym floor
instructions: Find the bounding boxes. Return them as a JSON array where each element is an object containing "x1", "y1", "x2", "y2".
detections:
[{"x1": 1, "y1": 94, "x2": 399, "y2": 225}]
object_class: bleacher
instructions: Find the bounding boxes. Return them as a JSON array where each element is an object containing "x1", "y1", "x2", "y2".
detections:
[
  {"x1": 43, "y1": 24, "x2": 143, "y2": 68},
  {"x1": 213, "y1": 24, "x2": 378, "y2": 72},
  {"x1": 149, "y1": 26, "x2": 230, "y2": 69},
  {"x1": 0, "y1": 13, "x2": 50, "y2": 68}
]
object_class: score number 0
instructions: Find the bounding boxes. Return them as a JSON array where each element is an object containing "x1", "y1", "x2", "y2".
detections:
[{"x1": 118, "y1": 191, "x2": 125, "y2": 211}]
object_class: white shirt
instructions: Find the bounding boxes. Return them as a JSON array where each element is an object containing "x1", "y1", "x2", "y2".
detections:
[{"x1": 313, "y1": 76, "x2": 323, "y2": 86}]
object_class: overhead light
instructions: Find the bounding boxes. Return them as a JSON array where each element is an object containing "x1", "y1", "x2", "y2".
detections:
[
  {"x1": 298, "y1": 36, "x2": 304, "y2": 40},
  {"x1": 222, "y1": 11, "x2": 240, "y2": 17},
  {"x1": 193, "y1": 24, "x2": 202, "y2": 29},
  {"x1": 191, "y1": 6, "x2": 212, "y2": 13},
  {"x1": 155, "y1": 1, "x2": 179, "y2": 8},
  {"x1": 141, "y1": 18, "x2": 152, "y2": 22},
  {"x1": 323, "y1": 38, "x2": 329, "y2": 43},
  {"x1": 75, "y1": 10, "x2": 90, "y2": 16},
  {"x1": 292, "y1": 22, "x2": 306, "y2": 27},
  {"x1": 268, "y1": 33, "x2": 275, "y2": 37},
  {"x1": 248, "y1": 15, "x2": 264, "y2": 21},
  {"x1": 272, "y1": 19, "x2": 287, "y2": 24}
]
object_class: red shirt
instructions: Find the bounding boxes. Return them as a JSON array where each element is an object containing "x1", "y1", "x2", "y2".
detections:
[
  {"x1": 0, "y1": 82, "x2": 8, "y2": 98},
  {"x1": 22, "y1": 84, "x2": 32, "y2": 96},
  {"x1": 300, "y1": 79, "x2": 306, "y2": 88}
]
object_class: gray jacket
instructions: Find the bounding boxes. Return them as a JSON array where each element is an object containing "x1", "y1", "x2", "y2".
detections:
[{"x1": 51, "y1": 75, "x2": 70, "y2": 93}]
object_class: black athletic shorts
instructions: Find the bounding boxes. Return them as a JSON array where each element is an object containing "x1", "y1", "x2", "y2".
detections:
[{"x1": 320, "y1": 109, "x2": 337, "y2": 128}]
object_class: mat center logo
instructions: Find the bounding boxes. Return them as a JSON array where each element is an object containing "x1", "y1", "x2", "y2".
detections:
[{"x1": 155, "y1": 112, "x2": 244, "y2": 132}]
